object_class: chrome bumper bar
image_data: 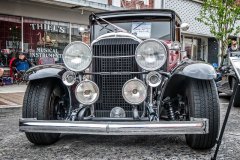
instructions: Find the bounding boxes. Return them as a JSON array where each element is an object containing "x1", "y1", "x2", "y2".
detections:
[{"x1": 19, "y1": 118, "x2": 209, "y2": 135}]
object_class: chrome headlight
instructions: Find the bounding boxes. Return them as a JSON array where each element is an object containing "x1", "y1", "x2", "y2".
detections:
[
  {"x1": 146, "y1": 71, "x2": 162, "y2": 87},
  {"x1": 122, "y1": 78, "x2": 147, "y2": 105},
  {"x1": 75, "y1": 80, "x2": 99, "y2": 105},
  {"x1": 135, "y1": 39, "x2": 167, "y2": 71},
  {"x1": 62, "y1": 71, "x2": 76, "y2": 86},
  {"x1": 63, "y1": 41, "x2": 92, "y2": 72}
]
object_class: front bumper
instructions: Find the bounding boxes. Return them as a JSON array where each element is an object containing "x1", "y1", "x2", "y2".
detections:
[{"x1": 19, "y1": 118, "x2": 208, "y2": 135}]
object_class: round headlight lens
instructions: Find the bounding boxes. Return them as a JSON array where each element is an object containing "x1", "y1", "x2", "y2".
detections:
[
  {"x1": 62, "y1": 71, "x2": 76, "y2": 86},
  {"x1": 75, "y1": 80, "x2": 99, "y2": 105},
  {"x1": 122, "y1": 79, "x2": 147, "y2": 105},
  {"x1": 63, "y1": 41, "x2": 92, "y2": 72},
  {"x1": 135, "y1": 39, "x2": 167, "y2": 71},
  {"x1": 110, "y1": 107, "x2": 126, "y2": 118},
  {"x1": 146, "y1": 71, "x2": 162, "y2": 87}
]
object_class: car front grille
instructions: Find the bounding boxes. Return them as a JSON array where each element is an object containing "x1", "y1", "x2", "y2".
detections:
[{"x1": 92, "y1": 38, "x2": 143, "y2": 117}]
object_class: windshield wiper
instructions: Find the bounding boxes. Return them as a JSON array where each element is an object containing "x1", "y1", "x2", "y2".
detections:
[
  {"x1": 92, "y1": 12, "x2": 127, "y2": 33},
  {"x1": 94, "y1": 18, "x2": 114, "y2": 33},
  {"x1": 132, "y1": 22, "x2": 145, "y2": 30}
]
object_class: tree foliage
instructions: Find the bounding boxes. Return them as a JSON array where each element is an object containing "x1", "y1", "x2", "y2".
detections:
[{"x1": 196, "y1": 0, "x2": 240, "y2": 65}]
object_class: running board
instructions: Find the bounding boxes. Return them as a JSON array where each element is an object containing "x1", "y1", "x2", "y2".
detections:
[{"x1": 19, "y1": 118, "x2": 209, "y2": 135}]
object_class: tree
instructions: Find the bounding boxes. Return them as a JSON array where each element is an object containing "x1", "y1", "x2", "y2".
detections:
[{"x1": 196, "y1": 0, "x2": 240, "y2": 66}]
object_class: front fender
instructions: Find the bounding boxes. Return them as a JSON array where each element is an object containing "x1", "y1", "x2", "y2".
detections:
[
  {"x1": 173, "y1": 61, "x2": 217, "y2": 80},
  {"x1": 161, "y1": 61, "x2": 217, "y2": 98},
  {"x1": 25, "y1": 64, "x2": 67, "y2": 81}
]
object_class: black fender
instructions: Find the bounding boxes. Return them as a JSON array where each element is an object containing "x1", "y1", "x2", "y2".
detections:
[
  {"x1": 172, "y1": 60, "x2": 217, "y2": 80},
  {"x1": 24, "y1": 64, "x2": 78, "y2": 110},
  {"x1": 25, "y1": 64, "x2": 67, "y2": 81},
  {"x1": 162, "y1": 60, "x2": 217, "y2": 98}
]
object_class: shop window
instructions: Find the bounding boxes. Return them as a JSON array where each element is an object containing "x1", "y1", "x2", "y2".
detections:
[
  {"x1": 23, "y1": 18, "x2": 70, "y2": 65},
  {"x1": 0, "y1": 15, "x2": 21, "y2": 67},
  {"x1": 71, "y1": 24, "x2": 90, "y2": 45},
  {"x1": 184, "y1": 37, "x2": 204, "y2": 61}
]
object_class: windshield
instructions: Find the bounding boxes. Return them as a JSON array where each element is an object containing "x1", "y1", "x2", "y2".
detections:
[
  {"x1": 93, "y1": 19, "x2": 171, "y2": 40},
  {"x1": 222, "y1": 51, "x2": 240, "y2": 66},
  {"x1": 230, "y1": 51, "x2": 240, "y2": 57}
]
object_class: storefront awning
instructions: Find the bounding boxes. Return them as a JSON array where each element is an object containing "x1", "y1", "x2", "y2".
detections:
[{"x1": 29, "y1": 0, "x2": 124, "y2": 12}]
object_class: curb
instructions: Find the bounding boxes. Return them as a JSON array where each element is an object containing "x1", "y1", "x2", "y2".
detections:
[{"x1": 0, "y1": 105, "x2": 22, "y2": 113}]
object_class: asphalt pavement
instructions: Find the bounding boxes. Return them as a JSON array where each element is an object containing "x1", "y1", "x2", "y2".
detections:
[
  {"x1": 0, "y1": 84, "x2": 26, "y2": 111},
  {"x1": 0, "y1": 93, "x2": 240, "y2": 160}
]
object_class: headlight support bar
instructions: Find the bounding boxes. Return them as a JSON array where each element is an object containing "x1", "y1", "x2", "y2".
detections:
[{"x1": 81, "y1": 71, "x2": 171, "y2": 77}]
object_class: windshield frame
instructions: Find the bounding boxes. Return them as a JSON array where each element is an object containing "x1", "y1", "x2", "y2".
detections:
[
  {"x1": 92, "y1": 19, "x2": 172, "y2": 40},
  {"x1": 90, "y1": 10, "x2": 178, "y2": 42}
]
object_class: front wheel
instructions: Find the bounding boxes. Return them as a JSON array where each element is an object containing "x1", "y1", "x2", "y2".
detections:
[
  {"x1": 185, "y1": 79, "x2": 220, "y2": 149},
  {"x1": 22, "y1": 79, "x2": 65, "y2": 145}
]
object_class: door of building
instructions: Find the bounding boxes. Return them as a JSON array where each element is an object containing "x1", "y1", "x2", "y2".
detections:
[{"x1": 184, "y1": 38, "x2": 198, "y2": 60}]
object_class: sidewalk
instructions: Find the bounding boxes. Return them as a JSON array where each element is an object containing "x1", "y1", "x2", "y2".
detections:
[{"x1": 0, "y1": 84, "x2": 27, "y2": 111}]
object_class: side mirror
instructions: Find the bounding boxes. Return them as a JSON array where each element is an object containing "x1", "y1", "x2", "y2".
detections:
[
  {"x1": 180, "y1": 23, "x2": 189, "y2": 31},
  {"x1": 78, "y1": 25, "x2": 90, "y2": 33},
  {"x1": 79, "y1": 26, "x2": 85, "y2": 33}
]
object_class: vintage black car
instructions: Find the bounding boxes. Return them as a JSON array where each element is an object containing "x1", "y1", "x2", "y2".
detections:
[
  {"x1": 217, "y1": 51, "x2": 240, "y2": 107},
  {"x1": 20, "y1": 9, "x2": 219, "y2": 150}
]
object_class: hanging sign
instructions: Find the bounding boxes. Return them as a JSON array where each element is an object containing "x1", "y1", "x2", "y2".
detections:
[{"x1": 30, "y1": 23, "x2": 67, "y2": 33}]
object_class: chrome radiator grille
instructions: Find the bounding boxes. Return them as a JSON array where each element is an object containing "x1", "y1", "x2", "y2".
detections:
[{"x1": 92, "y1": 38, "x2": 142, "y2": 117}]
